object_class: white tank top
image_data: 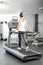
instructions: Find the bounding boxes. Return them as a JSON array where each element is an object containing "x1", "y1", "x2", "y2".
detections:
[{"x1": 18, "y1": 20, "x2": 25, "y2": 31}]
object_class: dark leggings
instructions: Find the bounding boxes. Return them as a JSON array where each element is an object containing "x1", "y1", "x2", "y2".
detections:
[{"x1": 18, "y1": 31, "x2": 27, "y2": 47}]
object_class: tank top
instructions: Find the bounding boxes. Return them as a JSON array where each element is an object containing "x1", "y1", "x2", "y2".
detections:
[{"x1": 18, "y1": 20, "x2": 26, "y2": 31}]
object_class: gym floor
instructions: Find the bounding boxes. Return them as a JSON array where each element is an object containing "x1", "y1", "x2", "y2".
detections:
[{"x1": 0, "y1": 40, "x2": 43, "y2": 65}]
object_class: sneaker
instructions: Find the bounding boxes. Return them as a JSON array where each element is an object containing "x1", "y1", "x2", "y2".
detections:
[
  {"x1": 17, "y1": 47, "x2": 21, "y2": 50},
  {"x1": 26, "y1": 46, "x2": 29, "y2": 52}
]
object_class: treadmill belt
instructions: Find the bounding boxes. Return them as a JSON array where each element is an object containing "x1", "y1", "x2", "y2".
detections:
[{"x1": 11, "y1": 47, "x2": 40, "y2": 56}]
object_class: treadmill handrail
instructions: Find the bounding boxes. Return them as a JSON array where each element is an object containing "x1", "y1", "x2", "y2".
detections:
[{"x1": 10, "y1": 30, "x2": 38, "y2": 36}]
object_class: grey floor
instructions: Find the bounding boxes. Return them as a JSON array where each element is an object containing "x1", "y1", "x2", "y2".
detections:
[{"x1": 0, "y1": 41, "x2": 43, "y2": 65}]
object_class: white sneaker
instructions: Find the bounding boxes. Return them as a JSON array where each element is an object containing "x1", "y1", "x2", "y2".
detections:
[
  {"x1": 17, "y1": 47, "x2": 21, "y2": 50},
  {"x1": 26, "y1": 46, "x2": 29, "y2": 52}
]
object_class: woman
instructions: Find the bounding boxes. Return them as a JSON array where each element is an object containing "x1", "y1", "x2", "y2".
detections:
[
  {"x1": 17, "y1": 12, "x2": 29, "y2": 31},
  {"x1": 15, "y1": 12, "x2": 29, "y2": 51}
]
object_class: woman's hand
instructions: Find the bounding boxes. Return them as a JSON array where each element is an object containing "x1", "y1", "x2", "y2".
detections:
[
  {"x1": 12, "y1": 28, "x2": 18, "y2": 32},
  {"x1": 14, "y1": 29, "x2": 18, "y2": 32}
]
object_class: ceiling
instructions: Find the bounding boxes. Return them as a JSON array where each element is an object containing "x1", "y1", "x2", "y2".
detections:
[{"x1": 0, "y1": 0, "x2": 43, "y2": 14}]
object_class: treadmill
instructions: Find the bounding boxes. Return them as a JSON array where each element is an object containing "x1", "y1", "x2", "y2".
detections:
[{"x1": 4, "y1": 21, "x2": 42, "y2": 61}]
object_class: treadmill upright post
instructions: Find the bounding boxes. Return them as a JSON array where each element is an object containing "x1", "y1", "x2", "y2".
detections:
[{"x1": 7, "y1": 28, "x2": 11, "y2": 47}]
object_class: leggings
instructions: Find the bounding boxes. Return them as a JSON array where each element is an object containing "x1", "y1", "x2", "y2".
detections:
[{"x1": 18, "y1": 31, "x2": 27, "y2": 47}]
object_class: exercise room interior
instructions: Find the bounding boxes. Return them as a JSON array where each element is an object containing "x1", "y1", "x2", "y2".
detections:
[{"x1": 0, "y1": 0, "x2": 43, "y2": 65}]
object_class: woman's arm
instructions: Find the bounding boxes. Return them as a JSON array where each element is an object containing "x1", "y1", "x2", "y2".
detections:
[
  {"x1": 25, "y1": 21, "x2": 29, "y2": 31},
  {"x1": 16, "y1": 20, "x2": 20, "y2": 30}
]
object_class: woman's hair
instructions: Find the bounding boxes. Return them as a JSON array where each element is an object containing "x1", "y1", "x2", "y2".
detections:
[{"x1": 19, "y1": 12, "x2": 23, "y2": 17}]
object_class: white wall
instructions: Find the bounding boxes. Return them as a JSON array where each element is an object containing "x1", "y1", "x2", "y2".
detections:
[
  {"x1": 24, "y1": 13, "x2": 35, "y2": 32},
  {"x1": 0, "y1": 14, "x2": 35, "y2": 38},
  {"x1": 0, "y1": 14, "x2": 18, "y2": 39},
  {"x1": 0, "y1": 23, "x2": 2, "y2": 33}
]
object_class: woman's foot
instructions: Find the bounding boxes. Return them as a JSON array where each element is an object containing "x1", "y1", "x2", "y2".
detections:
[
  {"x1": 26, "y1": 46, "x2": 29, "y2": 52},
  {"x1": 17, "y1": 47, "x2": 21, "y2": 50}
]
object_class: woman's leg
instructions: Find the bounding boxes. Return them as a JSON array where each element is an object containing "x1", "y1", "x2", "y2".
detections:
[
  {"x1": 22, "y1": 34, "x2": 28, "y2": 46},
  {"x1": 18, "y1": 31, "x2": 21, "y2": 47},
  {"x1": 22, "y1": 34, "x2": 29, "y2": 52}
]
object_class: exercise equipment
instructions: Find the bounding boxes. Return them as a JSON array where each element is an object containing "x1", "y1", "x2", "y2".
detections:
[{"x1": 4, "y1": 21, "x2": 42, "y2": 61}]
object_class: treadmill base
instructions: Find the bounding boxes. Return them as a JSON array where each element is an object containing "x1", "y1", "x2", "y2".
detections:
[{"x1": 4, "y1": 44, "x2": 42, "y2": 61}]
